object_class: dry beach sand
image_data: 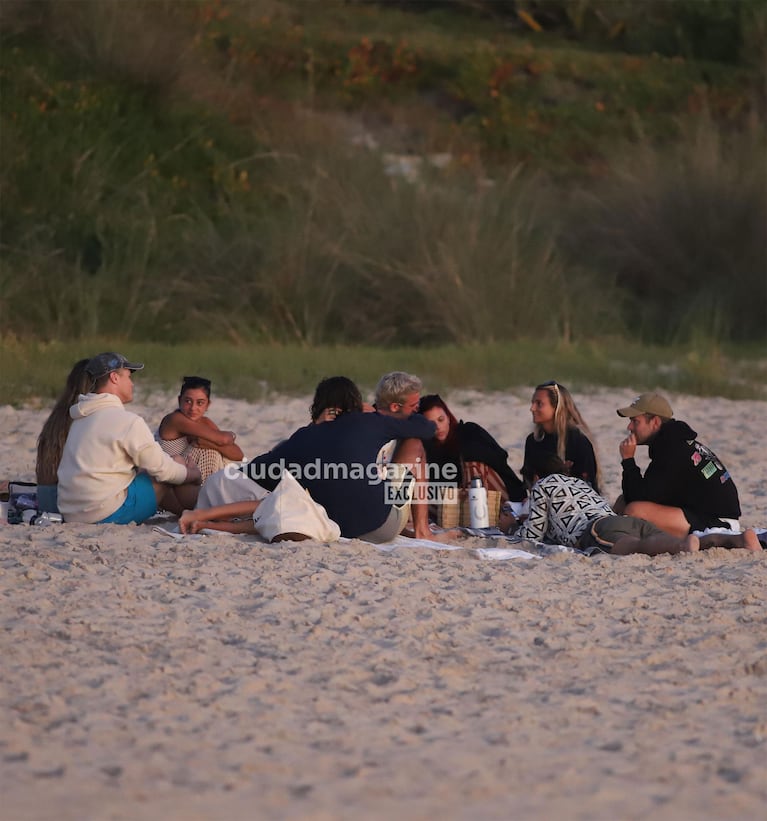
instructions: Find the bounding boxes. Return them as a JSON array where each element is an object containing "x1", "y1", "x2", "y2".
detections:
[{"x1": 1, "y1": 388, "x2": 766, "y2": 820}]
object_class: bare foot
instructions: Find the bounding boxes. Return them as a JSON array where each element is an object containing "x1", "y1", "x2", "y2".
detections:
[
  {"x1": 699, "y1": 529, "x2": 764, "y2": 551},
  {"x1": 401, "y1": 525, "x2": 463, "y2": 543},
  {"x1": 428, "y1": 528, "x2": 464, "y2": 543},
  {"x1": 681, "y1": 534, "x2": 700, "y2": 552},
  {"x1": 743, "y1": 528, "x2": 763, "y2": 552}
]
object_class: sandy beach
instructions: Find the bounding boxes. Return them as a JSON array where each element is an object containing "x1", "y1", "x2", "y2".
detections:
[{"x1": 1, "y1": 388, "x2": 766, "y2": 820}]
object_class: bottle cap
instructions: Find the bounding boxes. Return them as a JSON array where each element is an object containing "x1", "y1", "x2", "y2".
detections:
[{"x1": 470, "y1": 476, "x2": 483, "y2": 488}]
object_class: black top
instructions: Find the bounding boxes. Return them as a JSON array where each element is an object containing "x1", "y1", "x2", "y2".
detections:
[
  {"x1": 242, "y1": 412, "x2": 436, "y2": 538},
  {"x1": 621, "y1": 419, "x2": 740, "y2": 520},
  {"x1": 523, "y1": 427, "x2": 599, "y2": 492},
  {"x1": 424, "y1": 420, "x2": 526, "y2": 502}
]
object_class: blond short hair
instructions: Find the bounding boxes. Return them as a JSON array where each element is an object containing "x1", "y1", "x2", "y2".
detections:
[{"x1": 374, "y1": 371, "x2": 422, "y2": 408}]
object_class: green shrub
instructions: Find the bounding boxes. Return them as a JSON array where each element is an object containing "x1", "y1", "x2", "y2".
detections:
[
  {"x1": 0, "y1": 0, "x2": 763, "y2": 348},
  {"x1": 560, "y1": 116, "x2": 767, "y2": 344},
  {"x1": 385, "y1": 0, "x2": 767, "y2": 67}
]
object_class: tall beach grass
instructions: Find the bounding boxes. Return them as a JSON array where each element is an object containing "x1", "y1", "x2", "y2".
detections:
[
  {"x1": 561, "y1": 116, "x2": 767, "y2": 344},
  {"x1": 1, "y1": 0, "x2": 764, "y2": 351},
  {"x1": 3, "y1": 87, "x2": 763, "y2": 348}
]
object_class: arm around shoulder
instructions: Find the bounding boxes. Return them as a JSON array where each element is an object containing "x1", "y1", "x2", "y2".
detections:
[{"x1": 388, "y1": 413, "x2": 436, "y2": 440}]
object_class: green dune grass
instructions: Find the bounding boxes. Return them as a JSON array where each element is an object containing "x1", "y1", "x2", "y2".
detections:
[
  {"x1": 2, "y1": 338, "x2": 764, "y2": 405},
  {"x1": 1, "y1": 1, "x2": 764, "y2": 352}
]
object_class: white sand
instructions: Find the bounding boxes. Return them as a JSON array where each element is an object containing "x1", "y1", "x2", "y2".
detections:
[{"x1": 1, "y1": 388, "x2": 766, "y2": 820}]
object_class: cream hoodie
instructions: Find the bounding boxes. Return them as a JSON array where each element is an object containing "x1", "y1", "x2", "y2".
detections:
[{"x1": 58, "y1": 393, "x2": 188, "y2": 523}]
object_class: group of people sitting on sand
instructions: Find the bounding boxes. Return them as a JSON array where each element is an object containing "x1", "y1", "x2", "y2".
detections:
[{"x1": 33, "y1": 351, "x2": 761, "y2": 556}]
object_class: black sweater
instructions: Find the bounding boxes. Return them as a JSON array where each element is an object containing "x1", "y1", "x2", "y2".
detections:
[
  {"x1": 621, "y1": 419, "x2": 740, "y2": 519},
  {"x1": 524, "y1": 427, "x2": 599, "y2": 492},
  {"x1": 424, "y1": 421, "x2": 526, "y2": 502},
  {"x1": 244, "y1": 412, "x2": 436, "y2": 538}
]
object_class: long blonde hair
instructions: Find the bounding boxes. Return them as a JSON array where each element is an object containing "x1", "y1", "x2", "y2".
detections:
[
  {"x1": 532, "y1": 380, "x2": 602, "y2": 488},
  {"x1": 35, "y1": 359, "x2": 92, "y2": 485}
]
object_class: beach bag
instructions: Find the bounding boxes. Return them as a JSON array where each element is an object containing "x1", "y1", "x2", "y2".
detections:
[
  {"x1": 461, "y1": 460, "x2": 509, "y2": 498},
  {"x1": 434, "y1": 487, "x2": 502, "y2": 529},
  {"x1": 5, "y1": 481, "x2": 38, "y2": 524},
  {"x1": 434, "y1": 461, "x2": 505, "y2": 528},
  {"x1": 252, "y1": 470, "x2": 341, "y2": 543}
]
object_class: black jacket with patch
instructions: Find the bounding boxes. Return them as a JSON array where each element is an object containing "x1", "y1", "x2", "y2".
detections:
[{"x1": 621, "y1": 420, "x2": 740, "y2": 520}]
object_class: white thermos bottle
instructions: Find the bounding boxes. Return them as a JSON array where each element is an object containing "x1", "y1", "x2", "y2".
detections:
[{"x1": 468, "y1": 476, "x2": 489, "y2": 528}]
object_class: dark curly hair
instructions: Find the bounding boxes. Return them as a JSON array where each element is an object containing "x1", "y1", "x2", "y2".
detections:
[{"x1": 310, "y1": 376, "x2": 363, "y2": 422}]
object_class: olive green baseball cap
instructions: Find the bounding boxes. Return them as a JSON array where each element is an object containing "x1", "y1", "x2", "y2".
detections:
[{"x1": 617, "y1": 392, "x2": 673, "y2": 418}]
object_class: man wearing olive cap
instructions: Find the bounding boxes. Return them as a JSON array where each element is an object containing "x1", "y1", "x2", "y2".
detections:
[
  {"x1": 614, "y1": 392, "x2": 741, "y2": 536},
  {"x1": 58, "y1": 352, "x2": 202, "y2": 524}
]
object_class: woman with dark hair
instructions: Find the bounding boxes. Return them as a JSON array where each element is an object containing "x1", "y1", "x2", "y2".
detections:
[
  {"x1": 419, "y1": 394, "x2": 525, "y2": 502},
  {"x1": 524, "y1": 380, "x2": 600, "y2": 491},
  {"x1": 35, "y1": 358, "x2": 92, "y2": 513},
  {"x1": 159, "y1": 376, "x2": 243, "y2": 482}
]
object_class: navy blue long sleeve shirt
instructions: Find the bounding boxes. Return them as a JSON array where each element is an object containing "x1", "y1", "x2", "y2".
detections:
[{"x1": 243, "y1": 412, "x2": 436, "y2": 538}]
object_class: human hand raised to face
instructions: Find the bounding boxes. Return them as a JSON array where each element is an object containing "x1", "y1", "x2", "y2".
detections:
[
  {"x1": 619, "y1": 432, "x2": 637, "y2": 460},
  {"x1": 315, "y1": 407, "x2": 341, "y2": 423}
]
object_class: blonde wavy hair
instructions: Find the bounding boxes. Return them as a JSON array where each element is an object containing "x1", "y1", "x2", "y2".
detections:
[{"x1": 532, "y1": 380, "x2": 602, "y2": 489}]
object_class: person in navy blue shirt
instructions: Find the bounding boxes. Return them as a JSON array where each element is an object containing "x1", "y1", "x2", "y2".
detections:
[{"x1": 182, "y1": 372, "x2": 437, "y2": 541}]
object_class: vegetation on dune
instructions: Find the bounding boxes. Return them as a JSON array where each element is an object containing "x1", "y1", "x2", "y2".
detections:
[
  {"x1": 2, "y1": 336, "x2": 765, "y2": 405},
  {"x1": 0, "y1": 0, "x2": 764, "y2": 352}
]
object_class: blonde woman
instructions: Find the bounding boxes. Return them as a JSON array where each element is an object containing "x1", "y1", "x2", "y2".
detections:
[{"x1": 523, "y1": 380, "x2": 601, "y2": 491}]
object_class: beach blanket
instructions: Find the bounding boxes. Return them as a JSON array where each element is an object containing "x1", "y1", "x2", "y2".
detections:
[
  {"x1": 371, "y1": 536, "x2": 548, "y2": 561},
  {"x1": 367, "y1": 530, "x2": 582, "y2": 560},
  {"x1": 151, "y1": 523, "x2": 580, "y2": 560},
  {"x1": 151, "y1": 519, "x2": 766, "y2": 557}
]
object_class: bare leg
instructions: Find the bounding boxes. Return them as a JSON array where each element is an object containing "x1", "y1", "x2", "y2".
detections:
[
  {"x1": 152, "y1": 481, "x2": 192, "y2": 516},
  {"x1": 427, "y1": 527, "x2": 466, "y2": 543},
  {"x1": 173, "y1": 482, "x2": 201, "y2": 511},
  {"x1": 393, "y1": 437, "x2": 431, "y2": 540},
  {"x1": 612, "y1": 532, "x2": 699, "y2": 556},
  {"x1": 623, "y1": 501, "x2": 691, "y2": 537},
  {"x1": 613, "y1": 494, "x2": 627, "y2": 514},
  {"x1": 698, "y1": 528, "x2": 762, "y2": 552}
]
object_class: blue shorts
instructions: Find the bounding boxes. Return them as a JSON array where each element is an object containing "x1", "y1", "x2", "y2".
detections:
[{"x1": 99, "y1": 473, "x2": 157, "y2": 525}]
